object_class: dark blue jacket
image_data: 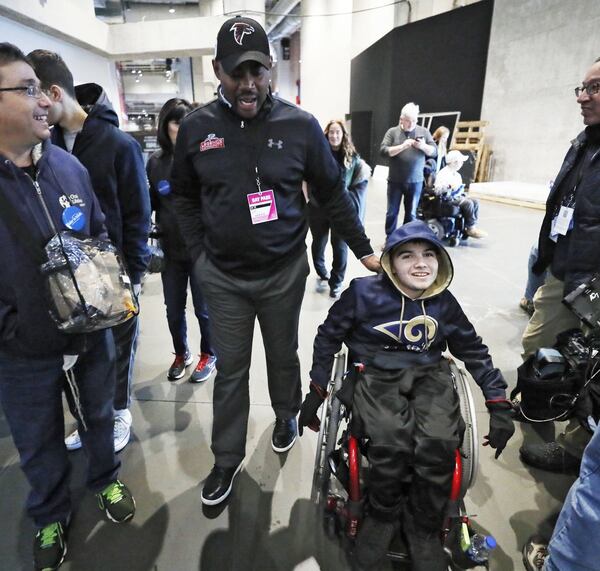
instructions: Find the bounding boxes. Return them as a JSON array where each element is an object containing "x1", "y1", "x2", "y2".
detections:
[
  {"x1": 146, "y1": 150, "x2": 189, "y2": 262},
  {"x1": 0, "y1": 140, "x2": 107, "y2": 358},
  {"x1": 51, "y1": 83, "x2": 150, "y2": 284},
  {"x1": 310, "y1": 220, "x2": 507, "y2": 401},
  {"x1": 533, "y1": 124, "x2": 600, "y2": 295},
  {"x1": 171, "y1": 91, "x2": 373, "y2": 278}
]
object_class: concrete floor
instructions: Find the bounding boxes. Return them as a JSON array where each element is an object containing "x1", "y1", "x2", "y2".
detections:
[{"x1": 0, "y1": 179, "x2": 575, "y2": 571}]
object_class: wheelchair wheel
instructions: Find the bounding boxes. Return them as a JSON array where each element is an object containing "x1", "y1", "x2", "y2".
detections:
[
  {"x1": 449, "y1": 361, "x2": 479, "y2": 496},
  {"x1": 311, "y1": 351, "x2": 346, "y2": 505},
  {"x1": 448, "y1": 236, "x2": 460, "y2": 248},
  {"x1": 426, "y1": 218, "x2": 445, "y2": 240}
]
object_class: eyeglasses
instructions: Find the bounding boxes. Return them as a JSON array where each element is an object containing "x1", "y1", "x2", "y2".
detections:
[
  {"x1": 0, "y1": 84, "x2": 45, "y2": 98},
  {"x1": 574, "y1": 82, "x2": 600, "y2": 97}
]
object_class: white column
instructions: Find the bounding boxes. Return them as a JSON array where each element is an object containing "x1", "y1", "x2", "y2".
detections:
[
  {"x1": 300, "y1": 0, "x2": 352, "y2": 127},
  {"x1": 222, "y1": 0, "x2": 265, "y2": 24}
]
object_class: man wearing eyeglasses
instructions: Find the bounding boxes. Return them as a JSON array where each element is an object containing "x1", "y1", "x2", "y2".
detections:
[
  {"x1": 520, "y1": 58, "x2": 600, "y2": 475},
  {"x1": 0, "y1": 44, "x2": 135, "y2": 571}
]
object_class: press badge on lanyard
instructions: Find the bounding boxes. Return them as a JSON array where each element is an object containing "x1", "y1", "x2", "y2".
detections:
[
  {"x1": 247, "y1": 166, "x2": 278, "y2": 224},
  {"x1": 550, "y1": 205, "x2": 574, "y2": 241}
]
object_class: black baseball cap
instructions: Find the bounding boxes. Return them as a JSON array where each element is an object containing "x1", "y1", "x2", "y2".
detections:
[{"x1": 215, "y1": 16, "x2": 271, "y2": 74}]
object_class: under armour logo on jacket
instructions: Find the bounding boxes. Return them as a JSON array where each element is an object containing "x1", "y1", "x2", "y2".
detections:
[
  {"x1": 267, "y1": 139, "x2": 283, "y2": 149},
  {"x1": 230, "y1": 22, "x2": 254, "y2": 45}
]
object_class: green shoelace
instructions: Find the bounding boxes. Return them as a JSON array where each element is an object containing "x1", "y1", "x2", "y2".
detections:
[
  {"x1": 101, "y1": 482, "x2": 124, "y2": 505},
  {"x1": 39, "y1": 523, "x2": 61, "y2": 548}
]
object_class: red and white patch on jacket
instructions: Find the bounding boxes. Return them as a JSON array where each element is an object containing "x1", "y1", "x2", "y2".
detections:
[{"x1": 200, "y1": 133, "x2": 225, "y2": 152}]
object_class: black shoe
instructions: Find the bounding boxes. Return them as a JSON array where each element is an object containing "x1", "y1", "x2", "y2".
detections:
[
  {"x1": 519, "y1": 441, "x2": 581, "y2": 473},
  {"x1": 271, "y1": 417, "x2": 297, "y2": 453},
  {"x1": 354, "y1": 516, "x2": 397, "y2": 569},
  {"x1": 329, "y1": 286, "x2": 342, "y2": 299},
  {"x1": 33, "y1": 521, "x2": 67, "y2": 570},
  {"x1": 522, "y1": 535, "x2": 549, "y2": 570},
  {"x1": 201, "y1": 463, "x2": 242, "y2": 506}
]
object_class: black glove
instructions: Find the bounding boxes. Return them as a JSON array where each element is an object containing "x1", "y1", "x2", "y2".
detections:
[
  {"x1": 298, "y1": 383, "x2": 327, "y2": 436},
  {"x1": 484, "y1": 401, "x2": 515, "y2": 459}
]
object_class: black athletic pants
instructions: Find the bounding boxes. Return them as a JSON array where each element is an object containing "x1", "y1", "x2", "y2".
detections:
[{"x1": 352, "y1": 361, "x2": 462, "y2": 531}]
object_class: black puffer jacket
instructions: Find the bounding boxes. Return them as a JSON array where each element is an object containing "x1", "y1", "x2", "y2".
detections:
[{"x1": 533, "y1": 124, "x2": 600, "y2": 295}]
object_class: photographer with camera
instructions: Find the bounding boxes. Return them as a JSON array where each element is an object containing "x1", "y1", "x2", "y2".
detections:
[{"x1": 519, "y1": 57, "x2": 600, "y2": 475}]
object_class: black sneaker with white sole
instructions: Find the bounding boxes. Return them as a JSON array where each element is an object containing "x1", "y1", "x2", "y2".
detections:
[
  {"x1": 96, "y1": 480, "x2": 136, "y2": 523},
  {"x1": 271, "y1": 417, "x2": 297, "y2": 453},
  {"x1": 33, "y1": 521, "x2": 67, "y2": 571},
  {"x1": 201, "y1": 463, "x2": 243, "y2": 505}
]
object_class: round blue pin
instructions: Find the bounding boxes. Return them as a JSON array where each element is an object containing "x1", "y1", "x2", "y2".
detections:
[
  {"x1": 158, "y1": 179, "x2": 171, "y2": 196},
  {"x1": 62, "y1": 205, "x2": 86, "y2": 231}
]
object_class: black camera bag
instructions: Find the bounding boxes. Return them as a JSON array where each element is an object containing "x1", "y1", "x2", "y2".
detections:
[{"x1": 511, "y1": 357, "x2": 577, "y2": 421}]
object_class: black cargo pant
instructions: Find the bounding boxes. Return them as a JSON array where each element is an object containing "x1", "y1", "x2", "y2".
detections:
[{"x1": 352, "y1": 361, "x2": 462, "y2": 531}]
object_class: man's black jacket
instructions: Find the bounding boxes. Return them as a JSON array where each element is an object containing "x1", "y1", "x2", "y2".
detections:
[
  {"x1": 170, "y1": 93, "x2": 373, "y2": 278},
  {"x1": 534, "y1": 124, "x2": 600, "y2": 296}
]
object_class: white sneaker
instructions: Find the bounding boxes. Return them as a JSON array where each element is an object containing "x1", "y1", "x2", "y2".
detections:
[
  {"x1": 113, "y1": 409, "x2": 132, "y2": 453},
  {"x1": 65, "y1": 428, "x2": 82, "y2": 451}
]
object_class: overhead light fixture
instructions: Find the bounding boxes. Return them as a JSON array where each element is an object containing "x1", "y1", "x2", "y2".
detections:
[
  {"x1": 168, "y1": 5, "x2": 175, "y2": 13},
  {"x1": 135, "y1": 78, "x2": 140, "y2": 83},
  {"x1": 130, "y1": 69, "x2": 136, "y2": 74}
]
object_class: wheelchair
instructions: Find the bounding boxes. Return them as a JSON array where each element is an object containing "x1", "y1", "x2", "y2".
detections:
[
  {"x1": 418, "y1": 186, "x2": 468, "y2": 247},
  {"x1": 311, "y1": 351, "x2": 484, "y2": 570}
]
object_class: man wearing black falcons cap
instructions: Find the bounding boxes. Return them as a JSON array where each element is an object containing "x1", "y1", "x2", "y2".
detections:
[{"x1": 171, "y1": 15, "x2": 380, "y2": 505}]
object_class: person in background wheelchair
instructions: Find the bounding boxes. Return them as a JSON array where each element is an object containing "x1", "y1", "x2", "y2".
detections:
[
  {"x1": 434, "y1": 150, "x2": 487, "y2": 239},
  {"x1": 299, "y1": 220, "x2": 514, "y2": 570}
]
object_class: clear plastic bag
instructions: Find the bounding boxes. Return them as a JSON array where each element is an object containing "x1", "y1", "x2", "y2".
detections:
[{"x1": 41, "y1": 231, "x2": 139, "y2": 333}]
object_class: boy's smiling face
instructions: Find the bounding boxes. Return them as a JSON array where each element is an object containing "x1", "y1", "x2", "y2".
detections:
[{"x1": 391, "y1": 241, "x2": 439, "y2": 298}]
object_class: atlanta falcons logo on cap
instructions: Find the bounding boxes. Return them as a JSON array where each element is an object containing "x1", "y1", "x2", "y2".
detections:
[{"x1": 230, "y1": 22, "x2": 254, "y2": 46}]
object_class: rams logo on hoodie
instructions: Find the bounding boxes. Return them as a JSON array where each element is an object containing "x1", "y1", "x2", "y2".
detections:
[{"x1": 373, "y1": 315, "x2": 438, "y2": 352}]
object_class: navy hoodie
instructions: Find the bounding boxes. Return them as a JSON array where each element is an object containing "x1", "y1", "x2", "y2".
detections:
[
  {"x1": 0, "y1": 140, "x2": 108, "y2": 358},
  {"x1": 51, "y1": 83, "x2": 150, "y2": 283},
  {"x1": 310, "y1": 220, "x2": 507, "y2": 401}
]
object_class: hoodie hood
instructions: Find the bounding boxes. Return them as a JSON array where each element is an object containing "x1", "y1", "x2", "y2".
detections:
[
  {"x1": 381, "y1": 220, "x2": 453, "y2": 299},
  {"x1": 75, "y1": 83, "x2": 119, "y2": 128}
]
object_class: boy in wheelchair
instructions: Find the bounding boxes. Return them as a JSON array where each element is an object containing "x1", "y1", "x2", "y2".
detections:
[
  {"x1": 433, "y1": 150, "x2": 487, "y2": 240},
  {"x1": 299, "y1": 221, "x2": 514, "y2": 570}
]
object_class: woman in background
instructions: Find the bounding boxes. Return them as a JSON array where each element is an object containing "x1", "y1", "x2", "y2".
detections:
[
  {"x1": 146, "y1": 98, "x2": 216, "y2": 382},
  {"x1": 308, "y1": 119, "x2": 371, "y2": 298}
]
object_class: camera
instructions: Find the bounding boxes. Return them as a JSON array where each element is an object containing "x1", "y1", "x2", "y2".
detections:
[{"x1": 513, "y1": 275, "x2": 600, "y2": 422}]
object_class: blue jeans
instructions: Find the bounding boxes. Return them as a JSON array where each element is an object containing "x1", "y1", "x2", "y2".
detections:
[
  {"x1": 385, "y1": 181, "x2": 423, "y2": 236},
  {"x1": 0, "y1": 330, "x2": 120, "y2": 527},
  {"x1": 308, "y1": 205, "x2": 348, "y2": 291},
  {"x1": 545, "y1": 423, "x2": 600, "y2": 571},
  {"x1": 524, "y1": 245, "x2": 547, "y2": 301},
  {"x1": 161, "y1": 257, "x2": 213, "y2": 357}
]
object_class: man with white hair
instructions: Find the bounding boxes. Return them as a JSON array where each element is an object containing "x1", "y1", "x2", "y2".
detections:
[{"x1": 380, "y1": 102, "x2": 436, "y2": 236}]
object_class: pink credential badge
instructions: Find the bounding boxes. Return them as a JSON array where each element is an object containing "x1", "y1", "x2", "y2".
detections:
[{"x1": 247, "y1": 190, "x2": 279, "y2": 225}]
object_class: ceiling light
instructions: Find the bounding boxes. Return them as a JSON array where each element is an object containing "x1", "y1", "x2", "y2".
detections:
[
  {"x1": 131, "y1": 69, "x2": 136, "y2": 74},
  {"x1": 168, "y1": 6, "x2": 175, "y2": 13}
]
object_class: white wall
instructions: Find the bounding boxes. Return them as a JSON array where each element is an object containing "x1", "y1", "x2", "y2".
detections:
[
  {"x1": 0, "y1": 14, "x2": 122, "y2": 119},
  {"x1": 481, "y1": 0, "x2": 600, "y2": 183},
  {"x1": 301, "y1": 0, "x2": 353, "y2": 127}
]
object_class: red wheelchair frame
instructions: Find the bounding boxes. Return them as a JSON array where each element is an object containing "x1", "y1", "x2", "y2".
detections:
[{"x1": 311, "y1": 352, "x2": 484, "y2": 568}]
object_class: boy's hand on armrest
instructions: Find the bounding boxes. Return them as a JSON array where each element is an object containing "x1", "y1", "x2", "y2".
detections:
[
  {"x1": 298, "y1": 383, "x2": 327, "y2": 436},
  {"x1": 483, "y1": 400, "x2": 515, "y2": 459}
]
